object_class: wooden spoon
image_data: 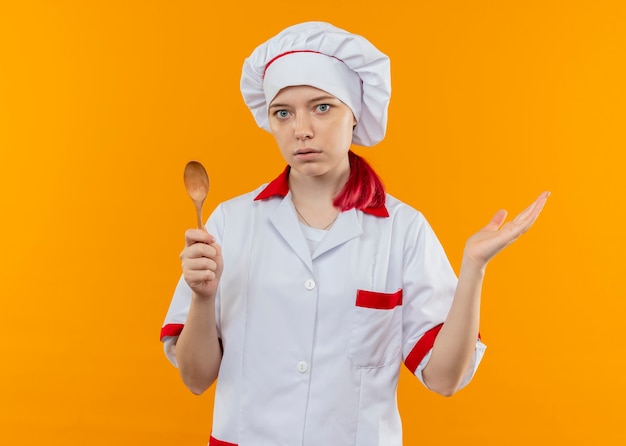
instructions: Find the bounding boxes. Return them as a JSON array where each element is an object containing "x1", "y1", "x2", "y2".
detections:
[{"x1": 183, "y1": 161, "x2": 209, "y2": 229}]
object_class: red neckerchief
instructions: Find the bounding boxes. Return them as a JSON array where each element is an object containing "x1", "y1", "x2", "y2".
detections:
[{"x1": 254, "y1": 166, "x2": 389, "y2": 217}]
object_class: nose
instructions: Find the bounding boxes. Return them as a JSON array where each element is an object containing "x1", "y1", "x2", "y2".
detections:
[{"x1": 293, "y1": 113, "x2": 313, "y2": 140}]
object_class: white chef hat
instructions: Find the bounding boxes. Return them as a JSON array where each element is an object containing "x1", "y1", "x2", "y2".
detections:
[{"x1": 240, "y1": 21, "x2": 391, "y2": 147}]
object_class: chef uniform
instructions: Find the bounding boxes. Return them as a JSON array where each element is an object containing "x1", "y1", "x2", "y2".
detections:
[{"x1": 161, "y1": 22, "x2": 486, "y2": 446}]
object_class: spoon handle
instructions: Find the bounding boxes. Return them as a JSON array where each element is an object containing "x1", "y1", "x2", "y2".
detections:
[{"x1": 195, "y1": 202, "x2": 203, "y2": 229}]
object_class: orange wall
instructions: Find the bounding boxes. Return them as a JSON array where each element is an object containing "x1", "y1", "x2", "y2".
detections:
[{"x1": 1, "y1": 1, "x2": 625, "y2": 445}]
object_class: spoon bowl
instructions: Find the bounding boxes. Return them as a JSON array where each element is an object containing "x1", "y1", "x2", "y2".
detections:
[{"x1": 183, "y1": 161, "x2": 210, "y2": 229}]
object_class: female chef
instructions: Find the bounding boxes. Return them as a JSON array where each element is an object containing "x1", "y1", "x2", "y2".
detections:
[{"x1": 161, "y1": 21, "x2": 549, "y2": 446}]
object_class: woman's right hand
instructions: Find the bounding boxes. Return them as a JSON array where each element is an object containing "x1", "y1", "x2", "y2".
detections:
[{"x1": 180, "y1": 229, "x2": 223, "y2": 300}]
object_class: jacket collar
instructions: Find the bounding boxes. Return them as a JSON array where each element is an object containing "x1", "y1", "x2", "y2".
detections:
[{"x1": 254, "y1": 166, "x2": 389, "y2": 217}]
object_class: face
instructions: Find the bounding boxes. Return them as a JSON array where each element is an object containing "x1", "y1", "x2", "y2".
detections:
[{"x1": 268, "y1": 85, "x2": 356, "y2": 179}]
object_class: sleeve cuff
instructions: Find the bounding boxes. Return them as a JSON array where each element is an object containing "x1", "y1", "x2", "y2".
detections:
[
  {"x1": 160, "y1": 323, "x2": 184, "y2": 367},
  {"x1": 414, "y1": 339, "x2": 487, "y2": 390},
  {"x1": 163, "y1": 337, "x2": 179, "y2": 367}
]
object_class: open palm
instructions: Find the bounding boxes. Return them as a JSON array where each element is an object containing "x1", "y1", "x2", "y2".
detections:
[{"x1": 464, "y1": 192, "x2": 550, "y2": 269}]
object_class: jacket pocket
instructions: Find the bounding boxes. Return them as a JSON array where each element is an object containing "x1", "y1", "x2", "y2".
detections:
[{"x1": 347, "y1": 289, "x2": 403, "y2": 368}]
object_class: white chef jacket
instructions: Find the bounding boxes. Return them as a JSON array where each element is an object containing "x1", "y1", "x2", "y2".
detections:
[{"x1": 161, "y1": 168, "x2": 486, "y2": 446}]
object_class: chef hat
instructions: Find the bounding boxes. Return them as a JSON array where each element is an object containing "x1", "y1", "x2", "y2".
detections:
[{"x1": 240, "y1": 21, "x2": 391, "y2": 147}]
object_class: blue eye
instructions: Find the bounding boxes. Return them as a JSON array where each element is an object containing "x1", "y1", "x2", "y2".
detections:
[
  {"x1": 276, "y1": 110, "x2": 290, "y2": 118},
  {"x1": 317, "y1": 104, "x2": 330, "y2": 112}
]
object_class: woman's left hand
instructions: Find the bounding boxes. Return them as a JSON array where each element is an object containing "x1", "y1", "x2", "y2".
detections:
[{"x1": 463, "y1": 191, "x2": 550, "y2": 270}]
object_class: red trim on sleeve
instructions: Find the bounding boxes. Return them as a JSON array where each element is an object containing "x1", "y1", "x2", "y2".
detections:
[
  {"x1": 404, "y1": 323, "x2": 444, "y2": 374},
  {"x1": 209, "y1": 436, "x2": 238, "y2": 446},
  {"x1": 404, "y1": 325, "x2": 483, "y2": 374},
  {"x1": 160, "y1": 323, "x2": 184, "y2": 341},
  {"x1": 356, "y1": 289, "x2": 403, "y2": 309}
]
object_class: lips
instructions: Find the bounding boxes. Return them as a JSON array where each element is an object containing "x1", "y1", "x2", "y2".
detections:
[
  {"x1": 293, "y1": 148, "x2": 322, "y2": 161},
  {"x1": 294, "y1": 148, "x2": 320, "y2": 155}
]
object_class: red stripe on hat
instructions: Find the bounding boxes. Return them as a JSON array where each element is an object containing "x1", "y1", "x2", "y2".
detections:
[
  {"x1": 264, "y1": 50, "x2": 345, "y2": 77},
  {"x1": 160, "y1": 323, "x2": 184, "y2": 341},
  {"x1": 265, "y1": 50, "x2": 321, "y2": 75},
  {"x1": 209, "y1": 436, "x2": 238, "y2": 446}
]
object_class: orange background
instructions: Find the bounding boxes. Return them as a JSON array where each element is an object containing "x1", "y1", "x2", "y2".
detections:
[{"x1": 1, "y1": 1, "x2": 625, "y2": 445}]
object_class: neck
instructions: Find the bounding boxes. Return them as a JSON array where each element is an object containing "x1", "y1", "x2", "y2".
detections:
[
  {"x1": 288, "y1": 164, "x2": 349, "y2": 229},
  {"x1": 288, "y1": 161, "x2": 350, "y2": 205},
  {"x1": 289, "y1": 174, "x2": 345, "y2": 204}
]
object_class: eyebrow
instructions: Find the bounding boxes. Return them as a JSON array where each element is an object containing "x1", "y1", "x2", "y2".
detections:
[{"x1": 268, "y1": 95, "x2": 338, "y2": 109}]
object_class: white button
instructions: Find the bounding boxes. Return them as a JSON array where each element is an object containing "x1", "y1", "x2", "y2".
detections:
[
  {"x1": 296, "y1": 361, "x2": 309, "y2": 373},
  {"x1": 304, "y1": 279, "x2": 316, "y2": 291}
]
